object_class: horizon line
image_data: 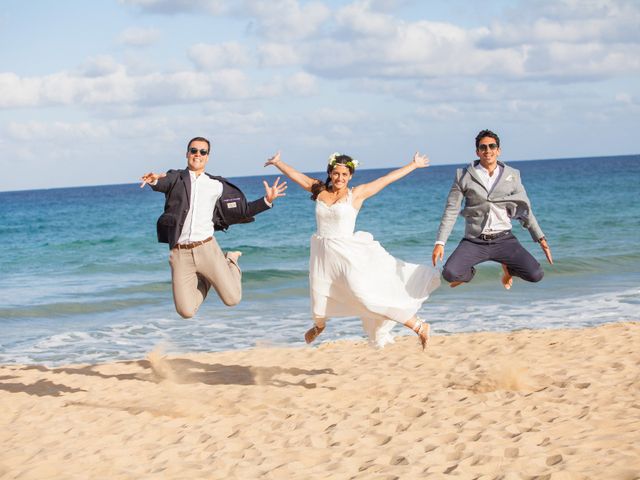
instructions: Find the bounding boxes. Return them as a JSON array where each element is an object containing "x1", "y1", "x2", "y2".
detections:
[{"x1": 1, "y1": 153, "x2": 638, "y2": 194}]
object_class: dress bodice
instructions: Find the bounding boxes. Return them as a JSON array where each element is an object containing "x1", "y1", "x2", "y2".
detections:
[{"x1": 315, "y1": 190, "x2": 358, "y2": 238}]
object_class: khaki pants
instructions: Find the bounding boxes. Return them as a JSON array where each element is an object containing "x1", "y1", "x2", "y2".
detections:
[{"x1": 168, "y1": 237, "x2": 241, "y2": 318}]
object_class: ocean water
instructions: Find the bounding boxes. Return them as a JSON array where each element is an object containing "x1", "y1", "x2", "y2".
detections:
[{"x1": 1, "y1": 155, "x2": 639, "y2": 365}]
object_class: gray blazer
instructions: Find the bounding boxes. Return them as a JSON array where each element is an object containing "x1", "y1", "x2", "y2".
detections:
[{"x1": 435, "y1": 160, "x2": 544, "y2": 244}]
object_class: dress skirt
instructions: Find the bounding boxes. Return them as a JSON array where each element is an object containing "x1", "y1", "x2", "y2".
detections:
[{"x1": 309, "y1": 230, "x2": 441, "y2": 347}]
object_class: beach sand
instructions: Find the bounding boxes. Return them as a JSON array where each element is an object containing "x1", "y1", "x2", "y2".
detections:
[{"x1": 1, "y1": 322, "x2": 638, "y2": 479}]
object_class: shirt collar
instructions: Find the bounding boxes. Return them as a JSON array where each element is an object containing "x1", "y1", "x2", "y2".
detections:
[
  {"x1": 189, "y1": 170, "x2": 206, "y2": 181},
  {"x1": 475, "y1": 162, "x2": 501, "y2": 177}
]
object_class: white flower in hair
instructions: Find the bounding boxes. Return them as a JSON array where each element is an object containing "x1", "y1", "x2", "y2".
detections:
[
  {"x1": 328, "y1": 152, "x2": 360, "y2": 169},
  {"x1": 328, "y1": 152, "x2": 341, "y2": 165}
]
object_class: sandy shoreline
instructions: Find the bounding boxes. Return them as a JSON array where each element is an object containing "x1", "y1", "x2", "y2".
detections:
[{"x1": 1, "y1": 322, "x2": 639, "y2": 479}]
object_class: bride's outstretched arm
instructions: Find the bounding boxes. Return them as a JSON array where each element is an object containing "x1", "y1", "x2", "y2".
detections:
[
  {"x1": 264, "y1": 151, "x2": 317, "y2": 192},
  {"x1": 353, "y1": 152, "x2": 429, "y2": 202}
]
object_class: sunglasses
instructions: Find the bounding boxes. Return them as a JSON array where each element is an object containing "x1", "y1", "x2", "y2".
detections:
[
  {"x1": 188, "y1": 148, "x2": 209, "y2": 155},
  {"x1": 478, "y1": 143, "x2": 498, "y2": 152}
]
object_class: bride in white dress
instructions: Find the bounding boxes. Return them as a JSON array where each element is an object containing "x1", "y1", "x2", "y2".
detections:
[{"x1": 264, "y1": 151, "x2": 441, "y2": 350}]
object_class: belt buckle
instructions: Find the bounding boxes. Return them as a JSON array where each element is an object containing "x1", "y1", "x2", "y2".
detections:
[{"x1": 482, "y1": 230, "x2": 509, "y2": 241}]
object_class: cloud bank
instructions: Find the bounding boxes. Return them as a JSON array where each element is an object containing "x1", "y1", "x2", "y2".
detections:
[{"x1": 0, "y1": 0, "x2": 638, "y2": 190}]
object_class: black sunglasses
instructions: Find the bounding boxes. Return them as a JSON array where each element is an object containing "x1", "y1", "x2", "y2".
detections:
[
  {"x1": 478, "y1": 143, "x2": 498, "y2": 152},
  {"x1": 189, "y1": 147, "x2": 209, "y2": 155}
]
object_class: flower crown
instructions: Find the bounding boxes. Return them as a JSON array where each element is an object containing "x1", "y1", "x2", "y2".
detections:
[{"x1": 328, "y1": 152, "x2": 360, "y2": 170}]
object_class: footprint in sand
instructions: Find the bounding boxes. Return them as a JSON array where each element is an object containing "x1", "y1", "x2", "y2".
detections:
[{"x1": 546, "y1": 453, "x2": 563, "y2": 466}]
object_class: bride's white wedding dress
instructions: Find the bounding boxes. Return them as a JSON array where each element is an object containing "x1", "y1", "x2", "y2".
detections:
[{"x1": 309, "y1": 189, "x2": 441, "y2": 348}]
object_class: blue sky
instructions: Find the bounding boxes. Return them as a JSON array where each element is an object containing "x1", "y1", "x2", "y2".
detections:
[{"x1": 1, "y1": 0, "x2": 638, "y2": 191}]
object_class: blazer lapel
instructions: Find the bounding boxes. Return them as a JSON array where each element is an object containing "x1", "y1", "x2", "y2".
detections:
[
  {"x1": 180, "y1": 169, "x2": 192, "y2": 206},
  {"x1": 466, "y1": 161, "x2": 488, "y2": 192},
  {"x1": 488, "y1": 162, "x2": 508, "y2": 195}
]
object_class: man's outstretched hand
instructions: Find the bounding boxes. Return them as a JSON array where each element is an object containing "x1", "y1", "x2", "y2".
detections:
[
  {"x1": 263, "y1": 176, "x2": 287, "y2": 203},
  {"x1": 432, "y1": 244, "x2": 444, "y2": 266},
  {"x1": 140, "y1": 172, "x2": 165, "y2": 188},
  {"x1": 539, "y1": 237, "x2": 553, "y2": 264}
]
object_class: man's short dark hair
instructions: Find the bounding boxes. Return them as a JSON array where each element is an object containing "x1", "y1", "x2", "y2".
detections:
[
  {"x1": 187, "y1": 136, "x2": 211, "y2": 153},
  {"x1": 475, "y1": 129, "x2": 500, "y2": 149}
]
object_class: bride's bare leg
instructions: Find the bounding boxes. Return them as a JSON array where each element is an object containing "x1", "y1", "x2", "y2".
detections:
[
  {"x1": 404, "y1": 316, "x2": 430, "y2": 351},
  {"x1": 305, "y1": 316, "x2": 326, "y2": 344}
]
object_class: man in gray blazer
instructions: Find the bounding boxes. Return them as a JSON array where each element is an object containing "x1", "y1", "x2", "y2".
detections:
[{"x1": 432, "y1": 129, "x2": 553, "y2": 289}]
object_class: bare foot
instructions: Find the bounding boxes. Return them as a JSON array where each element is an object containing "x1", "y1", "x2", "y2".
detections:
[
  {"x1": 407, "y1": 318, "x2": 430, "y2": 351},
  {"x1": 226, "y1": 251, "x2": 242, "y2": 263},
  {"x1": 501, "y1": 264, "x2": 513, "y2": 290},
  {"x1": 449, "y1": 281, "x2": 464, "y2": 288},
  {"x1": 417, "y1": 322, "x2": 430, "y2": 351},
  {"x1": 305, "y1": 324, "x2": 325, "y2": 344}
]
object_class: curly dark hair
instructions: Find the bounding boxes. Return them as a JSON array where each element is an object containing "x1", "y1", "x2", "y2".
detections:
[
  {"x1": 475, "y1": 129, "x2": 500, "y2": 149},
  {"x1": 310, "y1": 154, "x2": 355, "y2": 201}
]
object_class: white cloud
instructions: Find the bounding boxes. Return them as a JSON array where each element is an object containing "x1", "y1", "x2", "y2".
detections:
[
  {"x1": 118, "y1": 0, "x2": 231, "y2": 15},
  {"x1": 258, "y1": 43, "x2": 300, "y2": 67},
  {"x1": 504, "y1": 0, "x2": 638, "y2": 24},
  {"x1": 244, "y1": 71, "x2": 318, "y2": 99},
  {"x1": 309, "y1": 107, "x2": 367, "y2": 124},
  {"x1": 118, "y1": 27, "x2": 161, "y2": 47},
  {"x1": 335, "y1": 2, "x2": 397, "y2": 37},
  {"x1": 118, "y1": 0, "x2": 332, "y2": 42},
  {"x1": 199, "y1": 109, "x2": 268, "y2": 135},
  {"x1": 297, "y1": 20, "x2": 524, "y2": 79},
  {"x1": 485, "y1": 10, "x2": 640, "y2": 48},
  {"x1": 116, "y1": 0, "x2": 640, "y2": 80},
  {"x1": 4, "y1": 1, "x2": 638, "y2": 114},
  {"x1": 0, "y1": 74, "x2": 41, "y2": 108},
  {"x1": 135, "y1": 69, "x2": 252, "y2": 104},
  {"x1": 523, "y1": 42, "x2": 640, "y2": 80},
  {"x1": 188, "y1": 42, "x2": 252, "y2": 70},
  {"x1": 0, "y1": 65, "x2": 319, "y2": 109},
  {"x1": 415, "y1": 103, "x2": 460, "y2": 120},
  {"x1": 7, "y1": 121, "x2": 110, "y2": 141},
  {"x1": 283, "y1": 71, "x2": 317, "y2": 96},
  {"x1": 243, "y1": 0, "x2": 331, "y2": 40},
  {"x1": 362, "y1": 0, "x2": 412, "y2": 13},
  {"x1": 287, "y1": 0, "x2": 640, "y2": 84},
  {"x1": 115, "y1": 0, "x2": 640, "y2": 83},
  {"x1": 0, "y1": 70, "x2": 136, "y2": 108}
]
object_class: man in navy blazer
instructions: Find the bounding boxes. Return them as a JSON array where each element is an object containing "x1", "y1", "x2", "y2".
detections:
[{"x1": 141, "y1": 136, "x2": 286, "y2": 318}]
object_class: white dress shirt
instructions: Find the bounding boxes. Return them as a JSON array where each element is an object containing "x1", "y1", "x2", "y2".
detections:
[
  {"x1": 177, "y1": 171, "x2": 223, "y2": 244},
  {"x1": 434, "y1": 163, "x2": 512, "y2": 246},
  {"x1": 474, "y1": 163, "x2": 512, "y2": 234}
]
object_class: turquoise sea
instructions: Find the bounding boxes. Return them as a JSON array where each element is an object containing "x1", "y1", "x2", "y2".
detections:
[{"x1": 1, "y1": 155, "x2": 639, "y2": 366}]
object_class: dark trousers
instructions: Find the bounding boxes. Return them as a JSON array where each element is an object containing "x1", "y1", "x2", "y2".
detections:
[{"x1": 442, "y1": 233, "x2": 544, "y2": 284}]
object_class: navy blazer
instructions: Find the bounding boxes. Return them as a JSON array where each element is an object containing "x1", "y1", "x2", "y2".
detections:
[{"x1": 151, "y1": 169, "x2": 271, "y2": 249}]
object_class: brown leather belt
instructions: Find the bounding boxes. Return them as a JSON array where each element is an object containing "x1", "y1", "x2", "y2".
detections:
[{"x1": 175, "y1": 237, "x2": 213, "y2": 250}]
